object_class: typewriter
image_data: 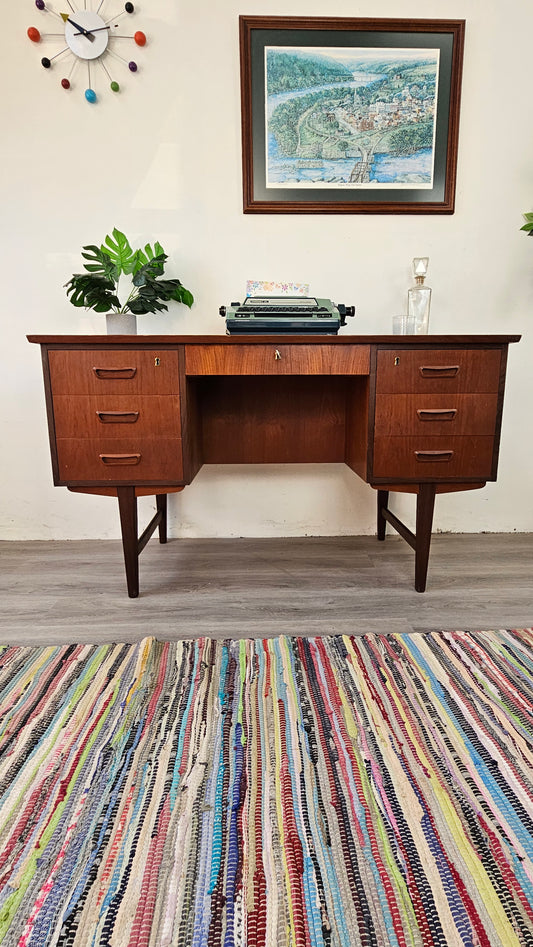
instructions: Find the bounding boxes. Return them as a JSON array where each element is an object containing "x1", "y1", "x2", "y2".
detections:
[{"x1": 219, "y1": 296, "x2": 355, "y2": 335}]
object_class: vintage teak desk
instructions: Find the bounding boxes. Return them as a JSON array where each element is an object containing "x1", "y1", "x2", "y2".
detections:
[{"x1": 28, "y1": 334, "x2": 520, "y2": 597}]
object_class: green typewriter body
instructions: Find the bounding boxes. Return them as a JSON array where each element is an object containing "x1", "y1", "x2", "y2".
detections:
[{"x1": 220, "y1": 297, "x2": 355, "y2": 335}]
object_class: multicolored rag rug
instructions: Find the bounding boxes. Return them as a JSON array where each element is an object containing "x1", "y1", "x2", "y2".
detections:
[{"x1": 0, "y1": 631, "x2": 532, "y2": 947}]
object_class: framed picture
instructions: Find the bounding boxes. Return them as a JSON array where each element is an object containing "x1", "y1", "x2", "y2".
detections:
[{"x1": 239, "y1": 16, "x2": 465, "y2": 214}]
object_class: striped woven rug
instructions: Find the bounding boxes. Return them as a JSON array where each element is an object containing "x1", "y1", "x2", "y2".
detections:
[{"x1": 0, "y1": 631, "x2": 532, "y2": 947}]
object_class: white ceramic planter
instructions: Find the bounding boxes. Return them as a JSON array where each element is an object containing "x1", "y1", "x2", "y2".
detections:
[{"x1": 106, "y1": 312, "x2": 137, "y2": 334}]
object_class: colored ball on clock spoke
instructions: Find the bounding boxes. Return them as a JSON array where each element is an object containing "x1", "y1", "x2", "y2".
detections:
[
  {"x1": 125, "y1": 2, "x2": 134, "y2": 11},
  {"x1": 27, "y1": 27, "x2": 41, "y2": 42},
  {"x1": 85, "y1": 88, "x2": 97, "y2": 103},
  {"x1": 128, "y1": 61, "x2": 137, "y2": 72},
  {"x1": 110, "y1": 80, "x2": 120, "y2": 92},
  {"x1": 35, "y1": 0, "x2": 45, "y2": 8},
  {"x1": 61, "y1": 78, "x2": 70, "y2": 89},
  {"x1": 134, "y1": 31, "x2": 146, "y2": 46},
  {"x1": 41, "y1": 57, "x2": 51, "y2": 68}
]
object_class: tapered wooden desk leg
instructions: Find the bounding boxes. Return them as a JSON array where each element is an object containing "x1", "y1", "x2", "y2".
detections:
[
  {"x1": 117, "y1": 487, "x2": 139, "y2": 598},
  {"x1": 415, "y1": 483, "x2": 437, "y2": 593},
  {"x1": 377, "y1": 490, "x2": 389, "y2": 541},
  {"x1": 156, "y1": 494, "x2": 167, "y2": 544}
]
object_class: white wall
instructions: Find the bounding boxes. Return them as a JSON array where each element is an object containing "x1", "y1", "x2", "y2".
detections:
[{"x1": 2, "y1": 0, "x2": 532, "y2": 541}]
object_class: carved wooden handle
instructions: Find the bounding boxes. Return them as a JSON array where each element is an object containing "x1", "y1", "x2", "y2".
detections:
[
  {"x1": 92, "y1": 367, "x2": 137, "y2": 380},
  {"x1": 99, "y1": 453, "x2": 141, "y2": 466},
  {"x1": 96, "y1": 411, "x2": 139, "y2": 424},
  {"x1": 416, "y1": 408, "x2": 457, "y2": 421},
  {"x1": 419, "y1": 365, "x2": 459, "y2": 378},
  {"x1": 415, "y1": 450, "x2": 454, "y2": 463}
]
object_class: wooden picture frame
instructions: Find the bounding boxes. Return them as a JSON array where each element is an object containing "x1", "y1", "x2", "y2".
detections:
[{"x1": 240, "y1": 16, "x2": 465, "y2": 214}]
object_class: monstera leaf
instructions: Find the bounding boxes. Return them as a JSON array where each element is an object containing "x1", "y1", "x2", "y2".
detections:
[
  {"x1": 65, "y1": 273, "x2": 121, "y2": 312},
  {"x1": 80, "y1": 245, "x2": 118, "y2": 281},
  {"x1": 100, "y1": 228, "x2": 139, "y2": 274},
  {"x1": 132, "y1": 253, "x2": 169, "y2": 287},
  {"x1": 134, "y1": 242, "x2": 166, "y2": 274}
]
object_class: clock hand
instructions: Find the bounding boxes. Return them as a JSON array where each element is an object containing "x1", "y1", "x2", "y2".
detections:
[
  {"x1": 67, "y1": 17, "x2": 95, "y2": 41},
  {"x1": 73, "y1": 25, "x2": 110, "y2": 35}
]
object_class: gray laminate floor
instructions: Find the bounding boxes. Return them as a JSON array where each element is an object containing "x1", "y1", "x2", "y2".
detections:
[{"x1": 1, "y1": 533, "x2": 532, "y2": 644}]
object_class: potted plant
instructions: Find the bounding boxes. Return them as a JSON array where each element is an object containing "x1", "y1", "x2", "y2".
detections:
[
  {"x1": 521, "y1": 212, "x2": 533, "y2": 236},
  {"x1": 65, "y1": 227, "x2": 194, "y2": 333}
]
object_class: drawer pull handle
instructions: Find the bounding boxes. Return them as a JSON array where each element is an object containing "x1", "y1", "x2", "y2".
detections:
[
  {"x1": 419, "y1": 365, "x2": 459, "y2": 378},
  {"x1": 417, "y1": 408, "x2": 457, "y2": 422},
  {"x1": 274, "y1": 349, "x2": 282, "y2": 360},
  {"x1": 415, "y1": 450, "x2": 454, "y2": 463},
  {"x1": 99, "y1": 453, "x2": 141, "y2": 466},
  {"x1": 96, "y1": 411, "x2": 139, "y2": 424},
  {"x1": 93, "y1": 367, "x2": 137, "y2": 380}
]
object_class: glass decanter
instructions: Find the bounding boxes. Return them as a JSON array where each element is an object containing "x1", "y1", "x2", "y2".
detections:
[{"x1": 407, "y1": 257, "x2": 432, "y2": 334}]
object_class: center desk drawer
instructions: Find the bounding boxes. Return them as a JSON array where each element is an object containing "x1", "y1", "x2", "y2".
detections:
[
  {"x1": 185, "y1": 344, "x2": 370, "y2": 375},
  {"x1": 48, "y1": 349, "x2": 180, "y2": 394},
  {"x1": 376, "y1": 348, "x2": 502, "y2": 393}
]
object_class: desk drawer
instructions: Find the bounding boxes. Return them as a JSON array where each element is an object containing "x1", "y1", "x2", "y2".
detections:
[
  {"x1": 376, "y1": 349, "x2": 502, "y2": 394},
  {"x1": 48, "y1": 349, "x2": 180, "y2": 394},
  {"x1": 372, "y1": 436, "x2": 495, "y2": 480},
  {"x1": 185, "y1": 344, "x2": 370, "y2": 375},
  {"x1": 56, "y1": 437, "x2": 183, "y2": 482},
  {"x1": 374, "y1": 393, "x2": 499, "y2": 436},
  {"x1": 52, "y1": 395, "x2": 181, "y2": 438}
]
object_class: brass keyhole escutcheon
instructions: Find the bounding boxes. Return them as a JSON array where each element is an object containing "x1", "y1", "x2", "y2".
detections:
[
  {"x1": 394, "y1": 356, "x2": 400, "y2": 366},
  {"x1": 154, "y1": 357, "x2": 161, "y2": 367},
  {"x1": 274, "y1": 349, "x2": 282, "y2": 360}
]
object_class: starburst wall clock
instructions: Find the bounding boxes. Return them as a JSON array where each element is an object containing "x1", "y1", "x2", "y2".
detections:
[{"x1": 26, "y1": 0, "x2": 147, "y2": 103}]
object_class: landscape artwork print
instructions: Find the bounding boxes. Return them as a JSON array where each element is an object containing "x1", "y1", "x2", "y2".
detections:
[{"x1": 265, "y1": 46, "x2": 440, "y2": 190}]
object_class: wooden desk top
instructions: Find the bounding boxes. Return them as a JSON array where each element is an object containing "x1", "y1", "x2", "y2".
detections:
[{"x1": 28, "y1": 333, "x2": 521, "y2": 346}]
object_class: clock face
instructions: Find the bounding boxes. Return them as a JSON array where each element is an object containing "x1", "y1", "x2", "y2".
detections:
[
  {"x1": 26, "y1": 1, "x2": 147, "y2": 102},
  {"x1": 64, "y1": 11, "x2": 109, "y2": 61}
]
